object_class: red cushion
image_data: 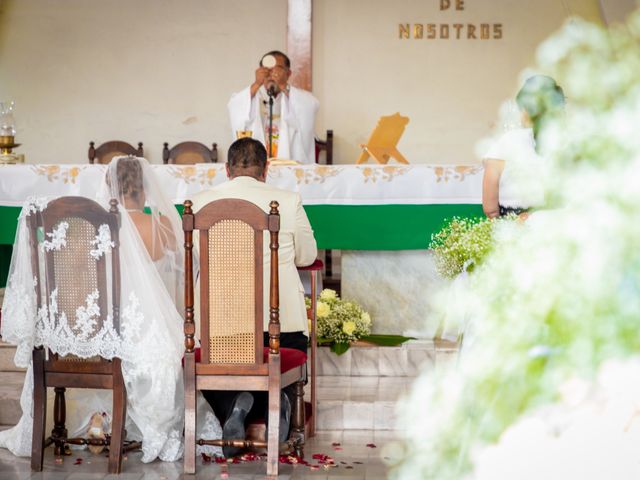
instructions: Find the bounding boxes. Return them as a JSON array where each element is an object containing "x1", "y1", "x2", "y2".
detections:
[
  {"x1": 263, "y1": 347, "x2": 307, "y2": 373},
  {"x1": 297, "y1": 258, "x2": 324, "y2": 271},
  {"x1": 184, "y1": 347, "x2": 307, "y2": 373}
]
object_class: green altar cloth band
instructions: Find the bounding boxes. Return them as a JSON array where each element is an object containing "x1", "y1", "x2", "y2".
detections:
[
  {"x1": 0, "y1": 204, "x2": 483, "y2": 287},
  {"x1": 0, "y1": 204, "x2": 483, "y2": 249}
]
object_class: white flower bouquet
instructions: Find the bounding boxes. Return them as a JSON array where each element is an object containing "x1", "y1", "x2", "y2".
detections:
[
  {"x1": 314, "y1": 289, "x2": 372, "y2": 354},
  {"x1": 310, "y1": 289, "x2": 414, "y2": 355}
]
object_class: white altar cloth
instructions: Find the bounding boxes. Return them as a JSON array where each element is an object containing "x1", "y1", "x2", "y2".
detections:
[{"x1": 0, "y1": 164, "x2": 482, "y2": 207}]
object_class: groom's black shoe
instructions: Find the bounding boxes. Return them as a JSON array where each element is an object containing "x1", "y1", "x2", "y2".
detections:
[{"x1": 222, "y1": 391, "x2": 254, "y2": 458}]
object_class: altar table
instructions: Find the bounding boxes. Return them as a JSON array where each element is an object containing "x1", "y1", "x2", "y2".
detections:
[{"x1": 0, "y1": 163, "x2": 483, "y2": 287}]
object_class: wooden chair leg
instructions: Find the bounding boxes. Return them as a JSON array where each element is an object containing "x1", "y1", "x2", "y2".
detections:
[
  {"x1": 31, "y1": 349, "x2": 46, "y2": 472},
  {"x1": 266, "y1": 360, "x2": 281, "y2": 478},
  {"x1": 291, "y1": 380, "x2": 305, "y2": 458},
  {"x1": 109, "y1": 360, "x2": 126, "y2": 474},
  {"x1": 266, "y1": 393, "x2": 280, "y2": 478},
  {"x1": 183, "y1": 352, "x2": 197, "y2": 474},
  {"x1": 310, "y1": 270, "x2": 318, "y2": 438},
  {"x1": 52, "y1": 387, "x2": 67, "y2": 456}
]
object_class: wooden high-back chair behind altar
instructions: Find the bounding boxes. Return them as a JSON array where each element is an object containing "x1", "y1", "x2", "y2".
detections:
[
  {"x1": 182, "y1": 198, "x2": 307, "y2": 477},
  {"x1": 88, "y1": 140, "x2": 144, "y2": 164},
  {"x1": 315, "y1": 129, "x2": 333, "y2": 165},
  {"x1": 28, "y1": 196, "x2": 128, "y2": 474},
  {"x1": 162, "y1": 141, "x2": 218, "y2": 164}
]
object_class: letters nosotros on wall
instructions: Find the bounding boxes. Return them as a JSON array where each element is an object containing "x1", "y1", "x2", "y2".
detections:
[{"x1": 399, "y1": 23, "x2": 503, "y2": 40}]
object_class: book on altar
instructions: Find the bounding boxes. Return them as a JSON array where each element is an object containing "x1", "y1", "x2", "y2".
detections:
[{"x1": 357, "y1": 112, "x2": 410, "y2": 164}]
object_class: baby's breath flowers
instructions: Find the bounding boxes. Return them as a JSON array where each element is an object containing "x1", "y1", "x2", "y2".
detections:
[{"x1": 429, "y1": 216, "x2": 517, "y2": 279}]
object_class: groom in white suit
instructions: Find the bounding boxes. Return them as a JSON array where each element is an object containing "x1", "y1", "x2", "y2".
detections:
[
  {"x1": 228, "y1": 50, "x2": 319, "y2": 164},
  {"x1": 191, "y1": 137, "x2": 317, "y2": 456}
]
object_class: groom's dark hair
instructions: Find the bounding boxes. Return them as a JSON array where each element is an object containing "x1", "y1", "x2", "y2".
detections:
[{"x1": 227, "y1": 138, "x2": 267, "y2": 177}]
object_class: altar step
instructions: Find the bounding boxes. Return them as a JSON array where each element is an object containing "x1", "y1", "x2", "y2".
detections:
[
  {"x1": 313, "y1": 340, "x2": 458, "y2": 431},
  {"x1": 0, "y1": 341, "x2": 460, "y2": 431},
  {"x1": 0, "y1": 341, "x2": 24, "y2": 372},
  {"x1": 0, "y1": 375, "x2": 413, "y2": 432},
  {"x1": 0, "y1": 340, "x2": 25, "y2": 427},
  {"x1": 0, "y1": 371, "x2": 25, "y2": 426},
  {"x1": 314, "y1": 376, "x2": 411, "y2": 430}
]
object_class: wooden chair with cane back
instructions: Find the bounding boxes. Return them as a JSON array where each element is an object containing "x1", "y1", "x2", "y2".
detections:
[
  {"x1": 28, "y1": 196, "x2": 133, "y2": 474},
  {"x1": 162, "y1": 141, "x2": 218, "y2": 164},
  {"x1": 88, "y1": 141, "x2": 144, "y2": 164},
  {"x1": 182, "y1": 198, "x2": 307, "y2": 477}
]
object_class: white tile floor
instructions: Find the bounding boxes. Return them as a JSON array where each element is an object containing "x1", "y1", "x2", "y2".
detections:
[
  {"x1": 0, "y1": 430, "x2": 398, "y2": 479},
  {"x1": 310, "y1": 376, "x2": 414, "y2": 431}
]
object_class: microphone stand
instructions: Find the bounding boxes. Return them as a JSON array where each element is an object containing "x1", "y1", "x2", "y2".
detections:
[{"x1": 267, "y1": 87, "x2": 275, "y2": 158}]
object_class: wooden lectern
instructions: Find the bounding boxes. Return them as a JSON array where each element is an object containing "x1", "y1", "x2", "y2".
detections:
[{"x1": 356, "y1": 112, "x2": 410, "y2": 164}]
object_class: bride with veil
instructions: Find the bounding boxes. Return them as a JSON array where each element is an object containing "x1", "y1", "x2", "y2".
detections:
[{"x1": 0, "y1": 156, "x2": 222, "y2": 462}]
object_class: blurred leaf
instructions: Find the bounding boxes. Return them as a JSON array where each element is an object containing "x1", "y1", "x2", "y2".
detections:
[
  {"x1": 360, "y1": 334, "x2": 415, "y2": 346},
  {"x1": 330, "y1": 342, "x2": 350, "y2": 355}
]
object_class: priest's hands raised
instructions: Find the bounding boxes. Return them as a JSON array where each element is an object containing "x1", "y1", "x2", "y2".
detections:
[
  {"x1": 250, "y1": 65, "x2": 290, "y2": 98},
  {"x1": 251, "y1": 66, "x2": 270, "y2": 97}
]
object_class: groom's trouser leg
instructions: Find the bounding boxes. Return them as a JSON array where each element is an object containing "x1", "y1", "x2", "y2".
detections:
[{"x1": 202, "y1": 390, "x2": 243, "y2": 426}]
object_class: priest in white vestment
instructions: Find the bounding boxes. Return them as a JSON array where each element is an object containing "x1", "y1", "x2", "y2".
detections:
[{"x1": 227, "y1": 50, "x2": 319, "y2": 164}]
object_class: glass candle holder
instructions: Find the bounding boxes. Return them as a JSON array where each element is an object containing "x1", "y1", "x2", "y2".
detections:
[{"x1": 0, "y1": 101, "x2": 16, "y2": 137}]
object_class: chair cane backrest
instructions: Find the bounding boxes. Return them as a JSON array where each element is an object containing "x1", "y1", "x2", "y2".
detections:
[
  {"x1": 28, "y1": 197, "x2": 121, "y2": 353},
  {"x1": 163, "y1": 141, "x2": 218, "y2": 164},
  {"x1": 88, "y1": 141, "x2": 143, "y2": 164},
  {"x1": 207, "y1": 219, "x2": 258, "y2": 363},
  {"x1": 183, "y1": 198, "x2": 280, "y2": 367}
]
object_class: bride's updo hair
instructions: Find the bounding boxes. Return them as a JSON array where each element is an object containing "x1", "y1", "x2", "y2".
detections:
[
  {"x1": 516, "y1": 75, "x2": 565, "y2": 138},
  {"x1": 116, "y1": 156, "x2": 144, "y2": 201}
]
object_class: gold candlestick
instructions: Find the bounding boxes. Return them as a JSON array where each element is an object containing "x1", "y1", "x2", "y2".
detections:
[
  {"x1": 0, "y1": 135, "x2": 22, "y2": 163},
  {"x1": 0, "y1": 135, "x2": 19, "y2": 154}
]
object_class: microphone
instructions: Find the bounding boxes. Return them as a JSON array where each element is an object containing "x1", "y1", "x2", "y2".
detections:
[{"x1": 267, "y1": 81, "x2": 278, "y2": 97}]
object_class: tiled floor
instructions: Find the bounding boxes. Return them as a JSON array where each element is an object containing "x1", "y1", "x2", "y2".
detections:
[{"x1": 0, "y1": 430, "x2": 397, "y2": 479}]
